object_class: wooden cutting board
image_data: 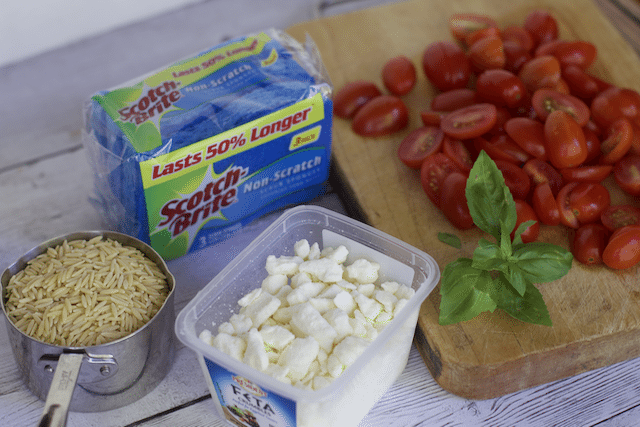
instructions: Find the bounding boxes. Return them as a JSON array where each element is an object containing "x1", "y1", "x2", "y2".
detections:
[{"x1": 286, "y1": 0, "x2": 640, "y2": 400}]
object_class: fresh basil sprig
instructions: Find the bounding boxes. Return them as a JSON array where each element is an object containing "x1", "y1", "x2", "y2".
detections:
[{"x1": 438, "y1": 151, "x2": 573, "y2": 327}]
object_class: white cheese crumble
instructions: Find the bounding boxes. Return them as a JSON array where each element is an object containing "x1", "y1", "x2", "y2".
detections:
[{"x1": 198, "y1": 239, "x2": 414, "y2": 391}]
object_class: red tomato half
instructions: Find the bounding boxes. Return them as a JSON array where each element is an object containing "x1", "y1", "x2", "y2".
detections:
[
  {"x1": 440, "y1": 104, "x2": 497, "y2": 139},
  {"x1": 531, "y1": 88, "x2": 591, "y2": 127},
  {"x1": 420, "y1": 153, "x2": 462, "y2": 208},
  {"x1": 518, "y1": 55, "x2": 561, "y2": 92},
  {"x1": 524, "y1": 10, "x2": 558, "y2": 47},
  {"x1": 397, "y1": 126, "x2": 444, "y2": 169},
  {"x1": 504, "y1": 117, "x2": 547, "y2": 159},
  {"x1": 572, "y1": 223, "x2": 610, "y2": 265},
  {"x1": 559, "y1": 165, "x2": 612, "y2": 183},
  {"x1": 556, "y1": 181, "x2": 580, "y2": 228},
  {"x1": 475, "y1": 133, "x2": 531, "y2": 164},
  {"x1": 468, "y1": 35, "x2": 506, "y2": 70},
  {"x1": 475, "y1": 69, "x2": 526, "y2": 108},
  {"x1": 591, "y1": 86, "x2": 640, "y2": 129},
  {"x1": 422, "y1": 41, "x2": 471, "y2": 91},
  {"x1": 352, "y1": 95, "x2": 409, "y2": 137},
  {"x1": 600, "y1": 117, "x2": 633, "y2": 164},
  {"x1": 440, "y1": 172, "x2": 475, "y2": 230},
  {"x1": 523, "y1": 158, "x2": 564, "y2": 196},
  {"x1": 449, "y1": 13, "x2": 499, "y2": 43},
  {"x1": 568, "y1": 182, "x2": 611, "y2": 225},
  {"x1": 602, "y1": 225, "x2": 640, "y2": 270},
  {"x1": 544, "y1": 110, "x2": 588, "y2": 169},
  {"x1": 333, "y1": 81, "x2": 382, "y2": 119},
  {"x1": 613, "y1": 154, "x2": 640, "y2": 196},
  {"x1": 512, "y1": 199, "x2": 540, "y2": 243},
  {"x1": 532, "y1": 182, "x2": 561, "y2": 225},
  {"x1": 494, "y1": 160, "x2": 531, "y2": 199},
  {"x1": 382, "y1": 56, "x2": 417, "y2": 96},
  {"x1": 430, "y1": 88, "x2": 479, "y2": 112},
  {"x1": 601, "y1": 204, "x2": 640, "y2": 232},
  {"x1": 443, "y1": 136, "x2": 474, "y2": 173}
]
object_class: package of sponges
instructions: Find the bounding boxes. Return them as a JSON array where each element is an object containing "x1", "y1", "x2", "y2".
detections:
[{"x1": 83, "y1": 29, "x2": 333, "y2": 260}]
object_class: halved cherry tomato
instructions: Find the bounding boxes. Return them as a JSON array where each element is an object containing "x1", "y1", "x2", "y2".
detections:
[
  {"x1": 440, "y1": 171, "x2": 475, "y2": 230},
  {"x1": 613, "y1": 154, "x2": 640, "y2": 196},
  {"x1": 352, "y1": 95, "x2": 409, "y2": 137},
  {"x1": 397, "y1": 126, "x2": 444, "y2": 169},
  {"x1": 568, "y1": 182, "x2": 611, "y2": 225},
  {"x1": 489, "y1": 106, "x2": 512, "y2": 135},
  {"x1": 523, "y1": 158, "x2": 564, "y2": 196},
  {"x1": 559, "y1": 165, "x2": 612, "y2": 182},
  {"x1": 443, "y1": 136, "x2": 474, "y2": 173},
  {"x1": 583, "y1": 127, "x2": 602, "y2": 163},
  {"x1": 512, "y1": 199, "x2": 540, "y2": 243},
  {"x1": 465, "y1": 27, "x2": 501, "y2": 48},
  {"x1": 600, "y1": 117, "x2": 633, "y2": 164},
  {"x1": 562, "y1": 64, "x2": 600, "y2": 100},
  {"x1": 333, "y1": 80, "x2": 382, "y2": 119},
  {"x1": 553, "y1": 40, "x2": 597, "y2": 70},
  {"x1": 532, "y1": 182, "x2": 561, "y2": 225},
  {"x1": 440, "y1": 103, "x2": 498, "y2": 139},
  {"x1": 544, "y1": 110, "x2": 588, "y2": 169},
  {"x1": 629, "y1": 121, "x2": 640, "y2": 155},
  {"x1": 422, "y1": 41, "x2": 471, "y2": 91},
  {"x1": 556, "y1": 182, "x2": 580, "y2": 228},
  {"x1": 420, "y1": 153, "x2": 462, "y2": 208},
  {"x1": 504, "y1": 117, "x2": 547, "y2": 159},
  {"x1": 572, "y1": 223, "x2": 610, "y2": 265},
  {"x1": 430, "y1": 88, "x2": 479, "y2": 112},
  {"x1": 591, "y1": 86, "x2": 640, "y2": 130},
  {"x1": 475, "y1": 69, "x2": 526, "y2": 108},
  {"x1": 602, "y1": 224, "x2": 640, "y2": 270},
  {"x1": 501, "y1": 25, "x2": 535, "y2": 52},
  {"x1": 494, "y1": 160, "x2": 531, "y2": 199},
  {"x1": 601, "y1": 204, "x2": 640, "y2": 232},
  {"x1": 518, "y1": 55, "x2": 561, "y2": 92},
  {"x1": 382, "y1": 55, "x2": 417, "y2": 96},
  {"x1": 475, "y1": 133, "x2": 531, "y2": 164},
  {"x1": 449, "y1": 13, "x2": 499, "y2": 44},
  {"x1": 531, "y1": 88, "x2": 591, "y2": 127},
  {"x1": 524, "y1": 10, "x2": 558, "y2": 47},
  {"x1": 468, "y1": 35, "x2": 506, "y2": 70}
]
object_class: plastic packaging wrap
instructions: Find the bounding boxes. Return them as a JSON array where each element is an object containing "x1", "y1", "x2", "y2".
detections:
[{"x1": 83, "y1": 29, "x2": 333, "y2": 260}]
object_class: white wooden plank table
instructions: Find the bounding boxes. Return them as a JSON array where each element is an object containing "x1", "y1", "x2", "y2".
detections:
[{"x1": 1, "y1": 1, "x2": 640, "y2": 426}]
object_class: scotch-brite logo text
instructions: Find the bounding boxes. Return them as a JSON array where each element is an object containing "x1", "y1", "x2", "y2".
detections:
[{"x1": 117, "y1": 81, "x2": 182, "y2": 125}]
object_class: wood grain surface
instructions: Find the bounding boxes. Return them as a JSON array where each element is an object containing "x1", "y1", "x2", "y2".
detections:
[{"x1": 286, "y1": 0, "x2": 640, "y2": 399}]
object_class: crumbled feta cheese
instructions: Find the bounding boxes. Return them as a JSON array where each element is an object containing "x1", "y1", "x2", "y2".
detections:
[
  {"x1": 345, "y1": 258, "x2": 380, "y2": 284},
  {"x1": 198, "y1": 238, "x2": 416, "y2": 391}
]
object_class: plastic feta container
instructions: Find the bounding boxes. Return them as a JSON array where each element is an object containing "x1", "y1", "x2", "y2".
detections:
[{"x1": 175, "y1": 205, "x2": 440, "y2": 427}]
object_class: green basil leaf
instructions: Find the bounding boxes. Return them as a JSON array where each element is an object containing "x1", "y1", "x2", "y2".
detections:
[
  {"x1": 466, "y1": 151, "x2": 517, "y2": 242},
  {"x1": 512, "y1": 242, "x2": 574, "y2": 283},
  {"x1": 495, "y1": 273, "x2": 552, "y2": 326},
  {"x1": 439, "y1": 258, "x2": 498, "y2": 325},
  {"x1": 438, "y1": 232, "x2": 462, "y2": 249},
  {"x1": 503, "y1": 264, "x2": 528, "y2": 296},
  {"x1": 471, "y1": 239, "x2": 506, "y2": 271}
]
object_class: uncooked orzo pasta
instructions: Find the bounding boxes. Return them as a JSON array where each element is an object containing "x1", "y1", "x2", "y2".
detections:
[{"x1": 4, "y1": 236, "x2": 169, "y2": 347}]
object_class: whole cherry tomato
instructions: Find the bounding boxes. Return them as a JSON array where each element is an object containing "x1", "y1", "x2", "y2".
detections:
[
  {"x1": 475, "y1": 69, "x2": 527, "y2": 108},
  {"x1": 397, "y1": 126, "x2": 444, "y2": 169},
  {"x1": 613, "y1": 154, "x2": 640, "y2": 196},
  {"x1": 352, "y1": 95, "x2": 409, "y2": 137},
  {"x1": 543, "y1": 110, "x2": 588, "y2": 169},
  {"x1": 420, "y1": 153, "x2": 462, "y2": 208},
  {"x1": 572, "y1": 223, "x2": 610, "y2": 265},
  {"x1": 422, "y1": 41, "x2": 471, "y2": 91},
  {"x1": 333, "y1": 80, "x2": 382, "y2": 119},
  {"x1": 591, "y1": 86, "x2": 640, "y2": 129},
  {"x1": 568, "y1": 182, "x2": 611, "y2": 225},
  {"x1": 524, "y1": 10, "x2": 558, "y2": 47},
  {"x1": 601, "y1": 204, "x2": 640, "y2": 232},
  {"x1": 532, "y1": 182, "x2": 561, "y2": 226},
  {"x1": 468, "y1": 35, "x2": 506, "y2": 70},
  {"x1": 504, "y1": 117, "x2": 547, "y2": 159},
  {"x1": 518, "y1": 55, "x2": 561, "y2": 92},
  {"x1": 430, "y1": 88, "x2": 479, "y2": 112},
  {"x1": 382, "y1": 55, "x2": 417, "y2": 96},
  {"x1": 602, "y1": 224, "x2": 640, "y2": 270},
  {"x1": 512, "y1": 199, "x2": 540, "y2": 243},
  {"x1": 440, "y1": 103, "x2": 497, "y2": 139},
  {"x1": 440, "y1": 171, "x2": 475, "y2": 230}
]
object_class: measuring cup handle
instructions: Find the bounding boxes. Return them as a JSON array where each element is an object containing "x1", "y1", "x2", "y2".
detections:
[{"x1": 36, "y1": 352, "x2": 84, "y2": 427}]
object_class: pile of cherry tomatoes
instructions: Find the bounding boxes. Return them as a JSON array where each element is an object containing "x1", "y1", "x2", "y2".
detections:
[{"x1": 333, "y1": 10, "x2": 640, "y2": 270}]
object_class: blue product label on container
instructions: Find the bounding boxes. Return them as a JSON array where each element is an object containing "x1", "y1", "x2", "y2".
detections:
[{"x1": 204, "y1": 357, "x2": 296, "y2": 427}]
